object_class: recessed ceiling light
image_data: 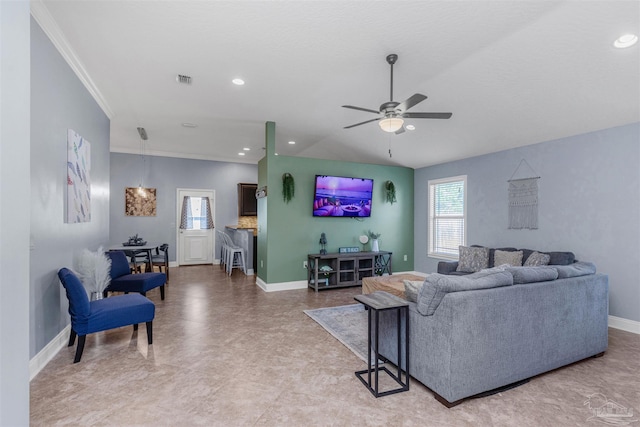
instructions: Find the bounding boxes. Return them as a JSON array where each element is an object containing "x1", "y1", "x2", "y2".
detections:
[
  {"x1": 405, "y1": 125, "x2": 416, "y2": 131},
  {"x1": 181, "y1": 122, "x2": 198, "y2": 128},
  {"x1": 238, "y1": 152, "x2": 245, "y2": 156},
  {"x1": 614, "y1": 34, "x2": 638, "y2": 48},
  {"x1": 288, "y1": 141, "x2": 296, "y2": 145},
  {"x1": 243, "y1": 147, "x2": 250, "y2": 151},
  {"x1": 275, "y1": 153, "x2": 279, "y2": 156},
  {"x1": 232, "y1": 78, "x2": 245, "y2": 85}
]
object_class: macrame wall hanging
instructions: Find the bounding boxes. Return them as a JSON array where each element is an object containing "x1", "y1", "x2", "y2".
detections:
[{"x1": 508, "y1": 159, "x2": 540, "y2": 230}]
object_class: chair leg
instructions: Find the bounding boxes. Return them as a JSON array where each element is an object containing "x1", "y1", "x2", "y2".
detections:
[
  {"x1": 133, "y1": 323, "x2": 139, "y2": 331},
  {"x1": 73, "y1": 335, "x2": 86, "y2": 363},
  {"x1": 160, "y1": 285, "x2": 165, "y2": 300},
  {"x1": 146, "y1": 321, "x2": 153, "y2": 345},
  {"x1": 68, "y1": 329, "x2": 77, "y2": 347}
]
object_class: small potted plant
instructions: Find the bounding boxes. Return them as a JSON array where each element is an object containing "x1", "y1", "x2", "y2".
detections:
[
  {"x1": 368, "y1": 230, "x2": 381, "y2": 252},
  {"x1": 384, "y1": 180, "x2": 397, "y2": 204}
]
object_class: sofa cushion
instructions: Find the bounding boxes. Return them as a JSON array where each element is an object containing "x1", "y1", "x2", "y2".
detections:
[
  {"x1": 403, "y1": 280, "x2": 425, "y2": 303},
  {"x1": 547, "y1": 251, "x2": 576, "y2": 265},
  {"x1": 554, "y1": 261, "x2": 596, "y2": 278},
  {"x1": 506, "y1": 266, "x2": 559, "y2": 284},
  {"x1": 523, "y1": 251, "x2": 551, "y2": 266},
  {"x1": 417, "y1": 270, "x2": 514, "y2": 316},
  {"x1": 456, "y1": 246, "x2": 490, "y2": 272},
  {"x1": 487, "y1": 247, "x2": 518, "y2": 267},
  {"x1": 494, "y1": 250, "x2": 523, "y2": 267}
]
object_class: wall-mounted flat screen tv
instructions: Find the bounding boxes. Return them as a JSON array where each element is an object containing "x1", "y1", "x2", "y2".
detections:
[{"x1": 313, "y1": 175, "x2": 373, "y2": 217}]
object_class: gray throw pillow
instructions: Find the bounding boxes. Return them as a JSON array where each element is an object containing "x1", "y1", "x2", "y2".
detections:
[
  {"x1": 417, "y1": 270, "x2": 514, "y2": 316},
  {"x1": 555, "y1": 261, "x2": 596, "y2": 278},
  {"x1": 494, "y1": 250, "x2": 523, "y2": 267},
  {"x1": 403, "y1": 280, "x2": 425, "y2": 303},
  {"x1": 523, "y1": 251, "x2": 550, "y2": 266},
  {"x1": 506, "y1": 266, "x2": 558, "y2": 284},
  {"x1": 456, "y1": 246, "x2": 490, "y2": 273}
]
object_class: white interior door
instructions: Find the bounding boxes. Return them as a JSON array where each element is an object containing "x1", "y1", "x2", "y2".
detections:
[{"x1": 177, "y1": 189, "x2": 215, "y2": 265}]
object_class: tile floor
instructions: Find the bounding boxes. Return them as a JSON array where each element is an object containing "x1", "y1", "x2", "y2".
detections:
[{"x1": 31, "y1": 265, "x2": 640, "y2": 426}]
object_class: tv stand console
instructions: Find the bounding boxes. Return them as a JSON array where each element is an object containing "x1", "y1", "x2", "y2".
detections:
[{"x1": 307, "y1": 251, "x2": 392, "y2": 292}]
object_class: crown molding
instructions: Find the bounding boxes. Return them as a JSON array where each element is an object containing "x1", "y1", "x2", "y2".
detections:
[
  {"x1": 110, "y1": 146, "x2": 261, "y2": 165},
  {"x1": 30, "y1": 0, "x2": 114, "y2": 119}
]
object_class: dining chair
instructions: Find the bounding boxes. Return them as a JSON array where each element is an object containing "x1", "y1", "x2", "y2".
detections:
[
  {"x1": 58, "y1": 267, "x2": 155, "y2": 363},
  {"x1": 124, "y1": 250, "x2": 147, "y2": 274},
  {"x1": 151, "y1": 243, "x2": 169, "y2": 281},
  {"x1": 104, "y1": 250, "x2": 166, "y2": 300}
]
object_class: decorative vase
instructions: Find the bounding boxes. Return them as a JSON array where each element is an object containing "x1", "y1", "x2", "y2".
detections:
[
  {"x1": 90, "y1": 291, "x2": 103, "y2": 301},
  {"x1": 371, "y1": 239, "x2": 379, "y2": 252}
]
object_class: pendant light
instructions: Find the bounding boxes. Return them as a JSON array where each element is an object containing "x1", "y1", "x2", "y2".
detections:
[{"x1": 137, "y1": 127, "x2": 148, "y2": 198}]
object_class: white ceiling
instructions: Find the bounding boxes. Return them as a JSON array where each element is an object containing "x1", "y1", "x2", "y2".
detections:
[{"x1": 33, "y1": 1, "x2": 639, "y2": 169}]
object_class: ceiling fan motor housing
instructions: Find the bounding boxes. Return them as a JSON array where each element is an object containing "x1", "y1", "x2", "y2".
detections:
[{"x1": 380, "y1": 101, "x2": 400, "y2": 115}]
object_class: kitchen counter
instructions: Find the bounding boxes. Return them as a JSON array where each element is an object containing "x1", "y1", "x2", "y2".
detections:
[{"x1": 226, "y1": 216, "x2": 257, "y2": 236}]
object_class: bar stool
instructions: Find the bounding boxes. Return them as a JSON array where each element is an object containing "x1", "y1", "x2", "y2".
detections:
[
  {"x1": 221, "y1": 232, "x2": 245, "y2": 276},
  {"x1": 216, "y1": 230, "x2": 228, "y2": 270}
]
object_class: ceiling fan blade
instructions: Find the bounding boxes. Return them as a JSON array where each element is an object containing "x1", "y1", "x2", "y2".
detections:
[
  {"x1": 396, "y1": 93, "x2": 427, "y2": 112},
  {"x1": 394, "y1": 127, "x2": 406, "y2": 135},
  {"x1": 403, "y1": 112, "x2": 452, "y2": 119},
  {"x1": 342, "y1": 105, "x2": 380, "y2": 114},
  {"x1": 343, "y1": 117, "x2": 381, "y2": 129}
]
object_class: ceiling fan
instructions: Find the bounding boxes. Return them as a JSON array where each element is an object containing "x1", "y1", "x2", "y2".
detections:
[{"x1": 342, "y1": 54, "x2": 452, "y2": 134}]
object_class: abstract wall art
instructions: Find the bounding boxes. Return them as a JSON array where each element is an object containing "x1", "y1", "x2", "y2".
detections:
[
  {"x1": 66, "y1": 129, "x2": 91, "y2": 223},
  {"x1": 125, "y1": 187, "x2": 157, "y2": 216}
]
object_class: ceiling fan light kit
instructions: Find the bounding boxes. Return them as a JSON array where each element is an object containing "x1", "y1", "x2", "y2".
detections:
[
  {"x1": 342, "y1": 53, "x2": 452, "y2": 133},
  {"x1": 379, "y1": 117, "x2": 404, "y2": 133}
]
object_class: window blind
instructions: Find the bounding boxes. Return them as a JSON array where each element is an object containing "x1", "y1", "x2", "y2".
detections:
[{"x1": 429, "y1": 177, "x2": 466, "y2": 258}]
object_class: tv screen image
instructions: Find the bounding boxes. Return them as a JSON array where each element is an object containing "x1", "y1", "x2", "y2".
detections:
[{"x1": 313, "y1": 175, "x2": 373, "y2": 217}]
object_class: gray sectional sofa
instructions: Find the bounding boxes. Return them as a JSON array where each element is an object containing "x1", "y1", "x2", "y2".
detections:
[{"x1": 376, "y1": 255, "x2": 609, "y2": 407}]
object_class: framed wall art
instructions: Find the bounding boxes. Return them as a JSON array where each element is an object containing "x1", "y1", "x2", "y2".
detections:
[
  {"x1": 125, "y1": 187, "x2": 157, "y2": 216},
  {"x1": 66, "y1": 129, "x2": 91, "y2": 223}
]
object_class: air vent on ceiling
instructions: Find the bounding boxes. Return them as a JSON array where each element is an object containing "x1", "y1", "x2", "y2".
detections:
[{"x1": 176, "y1": 74, "x2": 192, "y2": 85}]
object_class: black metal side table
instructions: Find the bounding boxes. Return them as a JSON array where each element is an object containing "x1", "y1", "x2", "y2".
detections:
[{"x1": 354, "y1": 291, "x2": 409, "y2": 397}]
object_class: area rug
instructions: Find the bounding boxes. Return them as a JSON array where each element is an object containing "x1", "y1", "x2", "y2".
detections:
[{"x1": 304, "y1": 304, "x2": 368, "y2": 362}]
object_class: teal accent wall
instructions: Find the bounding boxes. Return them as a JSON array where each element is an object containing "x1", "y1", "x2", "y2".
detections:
[
  {"x1": 256, "y1": 122, "x2": 273, "y2": 281},
  {"x1": 258, "y1": 123, "x2": 414, "y2": 284}
]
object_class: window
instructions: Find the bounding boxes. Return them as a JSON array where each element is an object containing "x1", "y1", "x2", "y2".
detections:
[
  {"x1": 428, "y1": 175, "x2": 466, "y2": 259},
  {"x1": 179, "y1": 196, "x2": 214, "y2": 230}
]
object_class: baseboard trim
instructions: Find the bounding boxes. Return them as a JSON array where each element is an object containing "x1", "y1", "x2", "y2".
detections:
[
  {"x1": 29, "y1": 324, "x2": 70, "y2": 381},
  {"x1": 609, "y1": 315, "x2": 640, "y2": 334},
  {"x1": 256, "y1": 277, "x2": 307, "y2": 292},
  {"x1": 255, "y1": 272, "x2": 428, "y2": 293}
]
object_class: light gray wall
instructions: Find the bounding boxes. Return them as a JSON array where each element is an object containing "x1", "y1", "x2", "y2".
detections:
[
  {"x1": 415, "y1": 123, "x2": 640, "y2": 322},
  {"x1": 0, "y1": 2, "x2": 31, "y2": 424},
  {"x1": 30, "y1": 19, "x2": 111, "y2": 358},
  {"x1": 109, "y1": 153, "x2": 258, "y2": 261}
]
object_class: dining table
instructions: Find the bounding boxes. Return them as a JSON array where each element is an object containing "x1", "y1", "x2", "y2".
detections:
[{"x1": 108, "y1": 242, "x2": 161, "y2": 273}]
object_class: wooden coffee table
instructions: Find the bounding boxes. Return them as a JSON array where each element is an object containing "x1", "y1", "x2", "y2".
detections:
[{"x1": 361, "y1": 274, "x2": 425, "y2": 299}]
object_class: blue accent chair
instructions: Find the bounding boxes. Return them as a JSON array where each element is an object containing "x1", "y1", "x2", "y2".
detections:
[
  {"x1": 58, "y1": 268, "x2": 155, "y2": 363},
  {"x1": 105, "y1": 251, "x2": 166, "y2": 300}
]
